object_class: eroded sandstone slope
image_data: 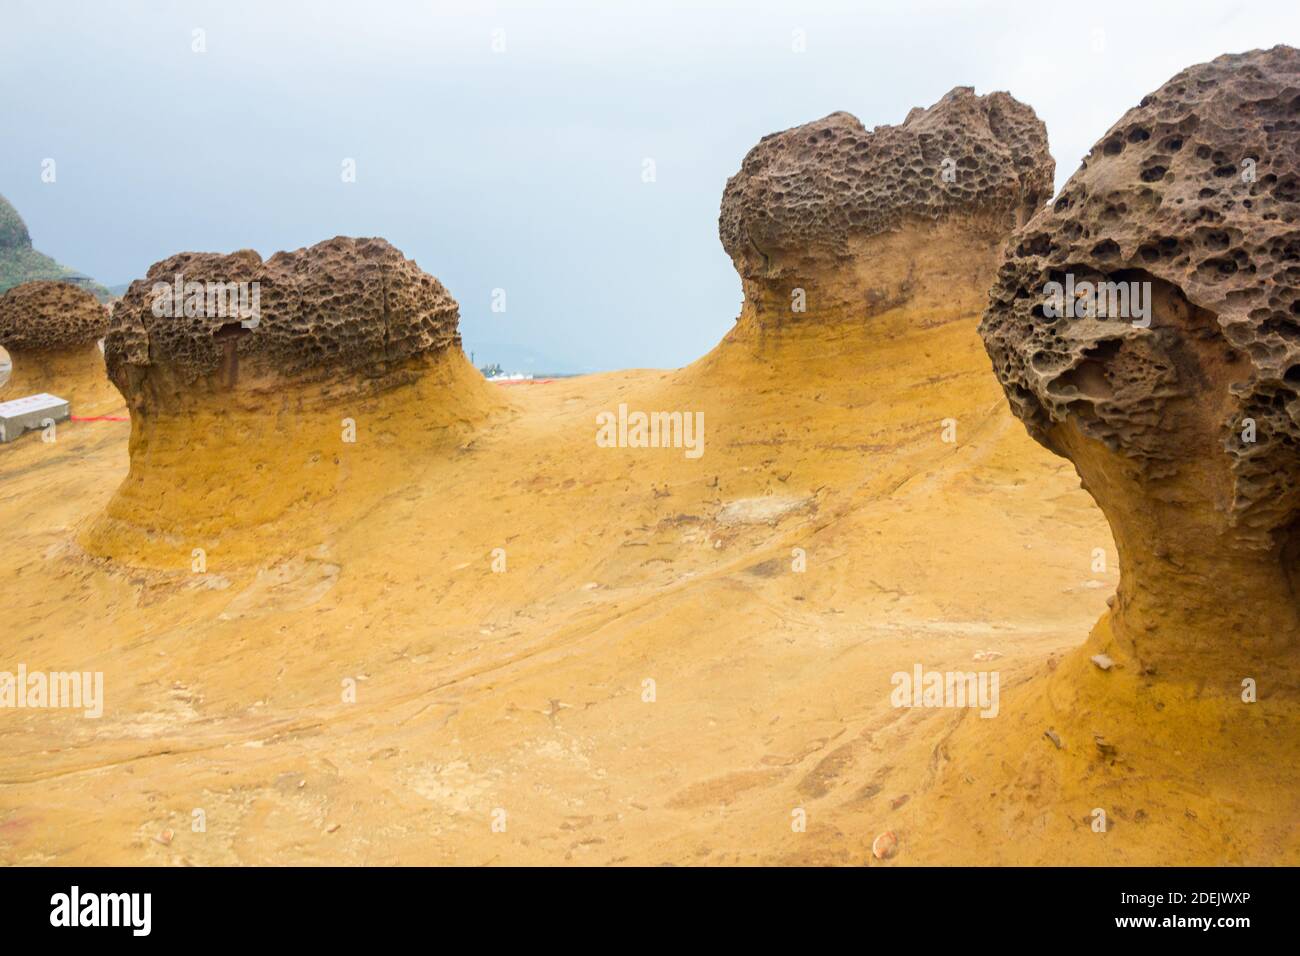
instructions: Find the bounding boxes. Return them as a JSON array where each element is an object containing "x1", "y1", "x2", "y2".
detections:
[{"x1": 2, "y1": 70, "x2": 1291, "y2": 866}]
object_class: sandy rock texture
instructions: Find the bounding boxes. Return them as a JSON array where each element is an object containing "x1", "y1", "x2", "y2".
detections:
[
  {"x1": 981, "y1": 46, "x2": 1300, "y2": 684},
  {"x1": 2, "y1": 264, "x2": 1125, "y2": 866}
]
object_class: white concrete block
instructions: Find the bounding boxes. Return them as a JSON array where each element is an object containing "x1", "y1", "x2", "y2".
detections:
[{"x1": 0, "y1": 393, "x2": 70, "y2": 443}]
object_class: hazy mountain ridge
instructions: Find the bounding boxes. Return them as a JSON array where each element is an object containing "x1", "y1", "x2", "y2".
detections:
[{"x1": 0, "y1": 192, "x2": 111, "y2": 301}]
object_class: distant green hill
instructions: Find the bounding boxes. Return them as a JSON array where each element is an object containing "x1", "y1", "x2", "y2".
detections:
[{"x1": 0, "y1": 192, "x2": 110, "y2": 301}]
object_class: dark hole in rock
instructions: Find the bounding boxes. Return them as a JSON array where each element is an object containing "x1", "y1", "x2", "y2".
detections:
[
  {"x1": 212, "y1": 322, "x2": 253, "y2": 388},
  {"x1": 1053, "y1": 340, "x2": 1121, "y2": 401}
]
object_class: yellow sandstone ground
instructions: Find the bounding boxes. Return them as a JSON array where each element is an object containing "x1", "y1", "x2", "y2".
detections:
[{"x1": 0, "y1": 296, "x2": 1291, "y2": 865}]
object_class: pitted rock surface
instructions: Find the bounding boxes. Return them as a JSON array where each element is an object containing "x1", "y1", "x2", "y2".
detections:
[
  {"x1": 719, "y1": 86, "x2": 1053, "y2": 276},
  {"x1": 981, "y1": 46, "x2": 1300, "y2": 543},
  {"x1": 0, "y1": 280, "x2": 109, "y2": 352},
  {"x1": 106, "y1": 236, "x2": 462, "y2": 391}
]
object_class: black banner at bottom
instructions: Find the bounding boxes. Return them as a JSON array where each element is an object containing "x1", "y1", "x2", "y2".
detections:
[{"x1": 0, "y1": 866, "x2": 1284, "y2": 941}]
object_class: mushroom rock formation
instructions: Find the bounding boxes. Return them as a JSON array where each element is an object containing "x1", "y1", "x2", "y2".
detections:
[
  {"x1": 83, "y1": 236, "x2": 501, "y2": 566},
  {"x1": 674, "y1": 88, "x2": 1053, "y2": 461},
  {"x1": 718, "y1": 87, "x2": 1053, "y2": 335},
  {"x1": 0, "y1": 279, "x2": 113, "y2": 407},
  {"x1": 981, "y1": 46, "x2": 1300, "y2": 688}
]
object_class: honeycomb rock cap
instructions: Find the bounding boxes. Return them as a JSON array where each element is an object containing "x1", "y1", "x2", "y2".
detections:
[
  {"x1": 719, "y1": 86, "x2": 1054, "y2": 277},
  {"x1": 981, "y1": 45, "x2": 1300, "y2": 543},
  {"x1": 107, "y1": 236, "x2": 462, "y2": 398},
  {"x1": 0, "y1": 280, "x2": 109, "y2": 352}
]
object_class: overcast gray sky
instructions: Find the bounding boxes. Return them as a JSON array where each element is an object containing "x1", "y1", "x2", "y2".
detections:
[{"x1": 2, "y1": 0, "x2": 1296, "y2": 370}]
